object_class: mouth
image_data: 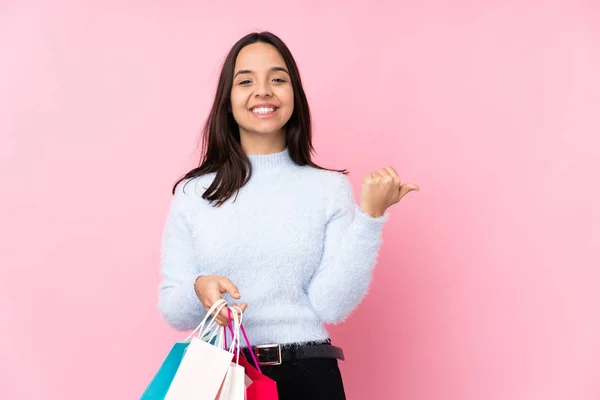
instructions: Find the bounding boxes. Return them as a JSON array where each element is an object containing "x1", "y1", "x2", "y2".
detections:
[{"x1": 250, "y1": 105, "x2": 279, "y2": 115}]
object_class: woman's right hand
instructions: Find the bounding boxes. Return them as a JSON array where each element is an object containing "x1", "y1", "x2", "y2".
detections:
[{"x1": 194, "y1": 275, "x2": 247, "y2": 326}]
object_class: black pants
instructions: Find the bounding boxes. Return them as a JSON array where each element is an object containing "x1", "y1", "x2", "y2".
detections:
[{"x1": 260, "y1": 358, "x2": 347, "y2": 400}]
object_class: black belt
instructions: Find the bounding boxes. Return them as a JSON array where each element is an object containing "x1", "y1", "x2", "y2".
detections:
[{"x1": 242, "y1": 343, "x2": 345, "y2": 366}]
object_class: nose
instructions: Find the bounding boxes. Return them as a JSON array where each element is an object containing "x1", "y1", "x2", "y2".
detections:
[{"x1": 254, "y1": 79, "x2": 272, "y2": 98}]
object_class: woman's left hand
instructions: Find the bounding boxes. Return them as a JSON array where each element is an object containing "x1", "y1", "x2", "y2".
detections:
[{"x1": 359, "y1": 166, "x2": 419, "y2": 218}]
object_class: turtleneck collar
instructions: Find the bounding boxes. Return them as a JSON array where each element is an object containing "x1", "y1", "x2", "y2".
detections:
[{"x1": 246, "y1": 147, "x2": 296, "y2": 173}]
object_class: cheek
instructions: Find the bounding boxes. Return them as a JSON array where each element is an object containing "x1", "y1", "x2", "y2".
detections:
[
  {"x1": 230, "y1": 92, "x2": 248, "y2": 119},
  {"x1": 282, "y1": 89, "x2": 294, "y2": 112},
  {"x1": 230, "y1": 92, "x2": 244, "y2": 110}
]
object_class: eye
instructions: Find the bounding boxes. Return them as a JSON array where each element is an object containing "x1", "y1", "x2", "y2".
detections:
[
  {"x1": 272, "y1": 78, "x2": 287, "y2": 83},
  {"x1": 239, "y1": 79, "x2": 252, "y2": 85}
]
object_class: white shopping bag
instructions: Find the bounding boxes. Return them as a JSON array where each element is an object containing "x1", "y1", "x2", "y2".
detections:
[
  {"x1": 165, "y1": 299, "x2": 238, "y2": 400},
  {"x1": 217, "y1": 306, "x2": 246, "y2": 400},
  {"x1": 218, "y1": 363, "x2": 246, "y2": 400}
]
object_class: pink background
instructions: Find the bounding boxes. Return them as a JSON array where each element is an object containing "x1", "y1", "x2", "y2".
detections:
[{"x1": 1, "y1": 2, "x2": 599, "y2": 399}]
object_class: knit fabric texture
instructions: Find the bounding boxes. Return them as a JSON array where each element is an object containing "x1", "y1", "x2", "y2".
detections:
[{"x1": 158, "y1": 148, "x2": 388, "y2": 346}]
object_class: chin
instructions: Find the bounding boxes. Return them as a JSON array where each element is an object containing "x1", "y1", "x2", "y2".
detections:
[{"x1": 245, "y1": 124, "x2": 286, "y2": 136}]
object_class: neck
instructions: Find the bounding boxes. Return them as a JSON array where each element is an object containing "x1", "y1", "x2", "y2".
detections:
[{"x1": 240, "y1": 130, "x2": 286, "y2": 156}]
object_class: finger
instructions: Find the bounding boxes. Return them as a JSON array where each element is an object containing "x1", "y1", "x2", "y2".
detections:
[
  {"x1": 383, "y1": 166, "x2": 399, "y2": 178},
  {"x1": 218, "y1": 278, "x2": 241, "y2": 300},
  {"x1": 398, "y1": 183, "x2": 420, "y2": 200},
  {"x1": 204, "y1": 298, "x2": 229, "y2": 322},
  {"x1": 215, "y1": 310, "x2": 230, "y2": 326},
  {"x1": 208, "y1": 308, "x2": 229, "y2": 327},
  {"x1": 232, "y1": 303, "x2": 245, "y2": 315},
  {"x1": 202, "y1": 294, "x2": 224, "y2": 312},
  {"x1": 378, "y1": 168, "x2": 392, "y2": 177},
  {"x1": 218, "y1": 305, "x2": 232, "y2": 321},
  {"x1": 382, "y1": 167, "x2": 401, "y2": 187},
  {"x1": 230, "y1": 304, "x2": 240, "y2": 319},
  {"x1": 239, "y1": 303, "x2": 248, "y2": 313},
  {"x1": 209, "y1": 304, "x2": 227, "y2": 319},
  {"x1": 366, "y1": 171, "x2": 382, "y2": 182}
]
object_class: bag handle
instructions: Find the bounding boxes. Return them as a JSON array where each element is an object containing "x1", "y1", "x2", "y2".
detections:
[
  {"x1": 184, "y1": 298, "x2": 228, "y2": 343},
  {"x1": 224, "y1": 307, "x2": 244, "y2": 363},
  {"x1": 198, "y1": 300, "x2": 229, "y2": 344},
  {"x1": 223, "y1": 305, "x2": 241, "y2": 356},
  {"x1": 206, "y1": 307, "x2": 243, "y2": 358},
  {"x1": 225, "y1": 307, "x2": 262, "y2": 373},
  {"x1": 200, "y1": 305, "x2": 242, "y2": 357}
]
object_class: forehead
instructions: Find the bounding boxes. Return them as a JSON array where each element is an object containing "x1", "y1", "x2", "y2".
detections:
[{"x1": 234, "y1": 42, "x2": 287, "y2": 71}]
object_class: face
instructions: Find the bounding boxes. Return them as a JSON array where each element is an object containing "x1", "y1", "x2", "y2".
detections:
[{"x1": 230, "y1": 42, "x2": 294, "y2": 139}]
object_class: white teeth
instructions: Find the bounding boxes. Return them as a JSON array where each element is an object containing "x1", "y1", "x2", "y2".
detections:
[{"x1": 251, "y1": 107, "x2": 276, "y2": 114}]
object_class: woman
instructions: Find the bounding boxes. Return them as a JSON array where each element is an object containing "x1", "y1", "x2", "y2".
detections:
[{"x1": 158, "y1": 31, "x2": 418, "y2": 399}]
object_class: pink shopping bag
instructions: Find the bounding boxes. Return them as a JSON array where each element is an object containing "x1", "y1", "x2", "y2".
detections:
[{"x1": 225, "y1": 308, "x2": 279, "y2": 400}]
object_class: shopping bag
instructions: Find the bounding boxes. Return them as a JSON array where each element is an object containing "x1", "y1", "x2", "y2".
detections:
[
  {"x1": 217, "y1": 309, "x2": 246, "y2": 400},
  {"x1": 165, "y1": 298, "x2": 238, "y2": 400},
  {"x1": 224, "y1": 307, "x2": 279, "y2": 400},
  {"x1": 238, "y1": 355, "x2": 278, "y2": 400},
  {"x1": 140, "y1": 342, "x2": 189, "y2": 399},
  {"x1": 140, "y1": 299, "x2": 236, "y2": 400},
  {"x1": 141, "y1": 329, "x2": 219, "y2": 399}
]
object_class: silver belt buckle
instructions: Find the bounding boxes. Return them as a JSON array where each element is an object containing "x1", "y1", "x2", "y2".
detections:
[{"x1": 254, "y1": 344, "x2": 282, "y2": 366}]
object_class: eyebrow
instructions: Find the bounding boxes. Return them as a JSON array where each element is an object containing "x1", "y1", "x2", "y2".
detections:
[{"x1": 234, "y1": 67, "x2": 290, "y2": 78}]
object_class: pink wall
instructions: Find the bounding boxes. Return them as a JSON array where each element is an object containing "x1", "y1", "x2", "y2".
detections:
[{"x1": 1, "y1": 2, "x2": 599, "y2": 399}]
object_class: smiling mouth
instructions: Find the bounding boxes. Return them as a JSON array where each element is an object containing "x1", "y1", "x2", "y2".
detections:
[{"x1": 250, "y1": 106, "x2": 278, "y2": 114}]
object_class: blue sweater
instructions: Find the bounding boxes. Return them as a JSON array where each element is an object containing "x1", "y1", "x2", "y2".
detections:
[{"x1": 158, "y1": 148, "x2": 388, "y2": 346}]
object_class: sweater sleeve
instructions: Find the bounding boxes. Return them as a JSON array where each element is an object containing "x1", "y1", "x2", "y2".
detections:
[
  {"x1": 157, "y1": 184, "x2": 207, "y2": 331},
  {"x1": 307, "y1": 173, "x2": 388, "y2": 324}
]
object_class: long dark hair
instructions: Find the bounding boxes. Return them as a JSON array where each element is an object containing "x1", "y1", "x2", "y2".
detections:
[{"x1": 172, "y1": 31, "x2": 346, "y2": 206}]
